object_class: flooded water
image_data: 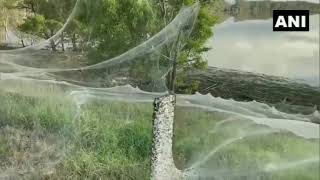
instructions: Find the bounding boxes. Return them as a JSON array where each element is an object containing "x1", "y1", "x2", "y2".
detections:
[{"x1": 204, "y1": 0, "x2": 320, "y2": 86}]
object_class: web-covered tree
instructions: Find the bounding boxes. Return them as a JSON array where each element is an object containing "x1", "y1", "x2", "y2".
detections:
[
  {"x1": 15, "y1": 0, "x2": 220, "y2": 92},
  {"x1": 154, "y1": 0, "x2": 219, "y2": 93},
  {"x1": 17, "y1": 0, "x2": 80, "y2": 50}
]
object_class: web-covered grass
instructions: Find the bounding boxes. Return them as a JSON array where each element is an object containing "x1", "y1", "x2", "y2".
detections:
[
  {"x1": 174, "y1": 107, "x2": 319, "y2": 180},
  {"x1": 0, "y1": 90, "x2": 318, "y2": 179},
  {"x1": 0, "y1": 90, "x2": 153, "y2": 179}
]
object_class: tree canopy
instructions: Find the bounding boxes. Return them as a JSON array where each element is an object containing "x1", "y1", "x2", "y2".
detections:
[{"x1": 5, "y1": 0, "x2": 220, "y2": 92}]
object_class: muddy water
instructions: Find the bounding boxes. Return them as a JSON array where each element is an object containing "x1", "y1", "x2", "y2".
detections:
[{"x1": 204, "y1": 0, "x2": 320, "y2": 86}]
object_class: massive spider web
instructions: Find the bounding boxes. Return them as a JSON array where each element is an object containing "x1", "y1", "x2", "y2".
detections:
[{"x1": 0, "y1": 0, "x2": 319, "y2": 179}]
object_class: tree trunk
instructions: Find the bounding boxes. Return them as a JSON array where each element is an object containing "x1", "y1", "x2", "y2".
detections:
[
  {"x1": 151, "y1": 95, "x2": 183, "y2": 180},
  {"x1": 169, "y1": 31, "x2": 182, "y2": 93},
  {"x1": 21, "y1": 39, "x2": 25, "y2": 47},
  {"x1": 61, "y1": 32, "x2": 65, "y2": 51},
  {"x1": 50, "y1": 39, "x2": 56, "y2": 51},
  {"x1": 72, "y1": 33, "x2": 77, "y2": 51}
]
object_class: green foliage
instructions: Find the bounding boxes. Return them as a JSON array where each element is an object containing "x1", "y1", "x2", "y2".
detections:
[
  {"x1": 18, "y1": 15, "x2": 45, "y2": 34},
  {"x1": 17, "y1": 0, "x2": 79, "y2": 49},
  {"x1": 153, "y1": 0, "x2": 219, "y2": 92},
  {"x1": 44, "y1": 19, "x2": 63, "y2": 36},
  {"x1": 81, "y1": 0, "x2": 156, "y2": 58},
  {"x1": 15, "y1": 0, "x2": 221, "y2": 92}
]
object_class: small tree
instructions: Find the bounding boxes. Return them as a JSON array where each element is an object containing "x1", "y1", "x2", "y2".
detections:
[
  {"x1": 18, "y1": 15, "x2": 62, "y2": 50},
  {"x1": 65, "y1": 19, "x2": 82, "y2": 51},
  {"x1": 44, "y1": 19, "x2": 63, "y2": 50},
  {"x1": 18, "y1": 14, "x2": 45, "y2": 47},
  {"x1": 154, "y1": 0, "x2": 218, "y2": 93}
]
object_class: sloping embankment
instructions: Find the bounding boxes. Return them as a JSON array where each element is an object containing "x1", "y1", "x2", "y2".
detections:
[{"x1": 180, "y1": 67, "x2": 320, "y2": 118}]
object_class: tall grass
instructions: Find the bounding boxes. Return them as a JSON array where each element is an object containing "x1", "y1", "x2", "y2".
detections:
[
  {"x1": 0, "y1": 90, "x2": 319, "y2": 179},
  {"x1": 0, "y1": 90, "x2": 153, "y2": 179}
]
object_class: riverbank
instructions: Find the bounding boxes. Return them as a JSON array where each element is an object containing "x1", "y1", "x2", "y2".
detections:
[{"x1": 180, "y1": 67, "x2": 320, "y2": 121}]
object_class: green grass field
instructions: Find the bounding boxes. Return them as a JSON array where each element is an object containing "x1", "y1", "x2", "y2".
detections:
[{"x1": 0, "y1": 90, "x2": 318, "y2": 180}]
